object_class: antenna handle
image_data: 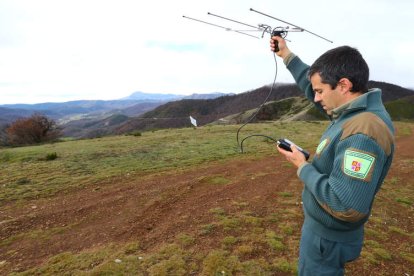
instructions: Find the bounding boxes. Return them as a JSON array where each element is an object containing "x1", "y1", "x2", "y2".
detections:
[{"x1": 271, "y1": 30, "x2": 284, "y2": 52}]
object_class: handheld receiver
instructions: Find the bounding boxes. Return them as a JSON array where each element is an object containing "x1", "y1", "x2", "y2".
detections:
[{"x1": 277, "y1": 138, "x2": 310, "y2": 160}]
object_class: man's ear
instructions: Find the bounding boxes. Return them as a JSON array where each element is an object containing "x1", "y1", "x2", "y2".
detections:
[{"x1": 338, "y1": 78, "x2": 353, "y2": 93}]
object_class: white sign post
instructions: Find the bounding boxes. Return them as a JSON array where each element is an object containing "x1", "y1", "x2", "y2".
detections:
[{"x1": 189, "y1": 116, "x2": 197, "y2": 127}]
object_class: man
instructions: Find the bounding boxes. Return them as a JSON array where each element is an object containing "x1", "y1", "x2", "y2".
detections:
[{"x1": 270, "y1": 36, "x2": 395, "y2": 275}]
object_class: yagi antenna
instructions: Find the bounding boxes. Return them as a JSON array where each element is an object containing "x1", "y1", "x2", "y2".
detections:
[
  {"x1": 250, "y1": 8, "x2": 333, "y2": 43},
  {"x1": 206, "y1": 12, "x2": 292, "y2": 39},
  {"x1": 183, "y1": 9, "x2": 333, "y2": 44}
]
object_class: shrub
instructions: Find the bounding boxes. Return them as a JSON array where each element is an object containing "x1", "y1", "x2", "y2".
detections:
[
  {"x1": 16, "y1": 178, "x2": 31, "y2": 185},
  {"x1": 6, "y1": 113, "x2": 61, "y2": 146},
  {"x1": 45, "y1": 152, "x2": 58, "y2": 161},
  {"x1": 127, "y1": 131, "x2": 142, "y2": 137}
]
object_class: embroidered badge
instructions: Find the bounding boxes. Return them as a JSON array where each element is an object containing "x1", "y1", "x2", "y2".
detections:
[
  {"x1": 351, "y1": 161, "x2": 361, "y2": 172},
  {"x1": 343, "y1": 149, "x2": 376, "y2": 181},
  {"x1": 316, "y1": 138, "x2": 329, "y2": 155}
]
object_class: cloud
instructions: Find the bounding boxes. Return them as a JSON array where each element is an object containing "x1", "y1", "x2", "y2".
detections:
[{"x1": 0, "y1": 0, "x2": 413, "y2": 104}]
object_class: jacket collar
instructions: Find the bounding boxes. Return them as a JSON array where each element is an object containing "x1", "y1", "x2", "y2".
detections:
[{"x1": 331, "y1": 88, "x2": 382, "y2": 119}]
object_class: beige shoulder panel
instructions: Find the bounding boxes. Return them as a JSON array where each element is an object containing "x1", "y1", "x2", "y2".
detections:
[
  {"x1": 319, "y1": 202, "x2": 367, "y2": 223},
  {"x1": 340, "y1": 112, "x2": 394, "y2": 156}
]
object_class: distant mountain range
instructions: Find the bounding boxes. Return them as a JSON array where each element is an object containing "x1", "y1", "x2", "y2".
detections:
[
  {"x1": 110, "y1": 81, "x2": 414, "y2": 136},
  {"x1": 122, "y1": 91, "x2": 231, "y2": 101},
  {"x1": 0, "y1": 92, "x2": 230, "y2": 126},
  {"x1": 0, "y1": 82, "x2": 413, "y2": 139},
  {"x1": 122, "y1": 92, "x2": 182, "y2": 101}
]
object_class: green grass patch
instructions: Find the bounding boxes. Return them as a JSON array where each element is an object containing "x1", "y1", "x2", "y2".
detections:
[
  {"x1": 364, "y1": 239, "x2": 381, "y2": 248},
  {"x1": 271, "y1": 257, "x2": 297, "y2": 274},
  {"x1": 372, "y1": 248, "x2": 392, "y2": 261},
  {"x1": 241, "y1": 214, "x2": 263, "y2": 226},
  {"x1": 201, "y1": 250, "x2": 239, "y2": 275},
  {"x1": 266, "y1": 230, "x2": 285, "y2": 251},
  {"x1": 200, "y1": 224, "x2": 217, "y2": 236},
  {"x1": 1, "y1": 122, "x2": 328, "y2": 204},
  {"x1": 219, "y1": 216, "x2": 242, "y2": 231},
  {"x1": 234, "y1": 244, "x2": 255, "y2": 257},
  {"x1": 395, "y1": 197, "x2": 413, "y2": 206},
  {"x1": 365, "y1": 228, "x2": 387, "y2": 240},
  {"x1": 279, "y1": 223, "x2": 295, "y2": 235},
  {"x1": 177, "y1": 234, "x2": 196, "y2": 247},
  {"x1": 123, "y1": 241, "x2": 141, "y2": 255},
  {"x1": 266, "y1": 213, "x2": 281, "y2": 223},
  {"x1": 231, "y1": 201, "x2": 249, "y2": 208},
  {"x1": 222, "y1": 236, "x2": 239, "y2": 248},
  {"x1": 279, "y1": 191, "x2": 294, "y2": 197},
  {"x1": 388, "y1": 226, "x2": 411, "y2": 237},
  {"x1": 362, "y1": 238, "x2": 393, "y2": 264},
  {"x1": 15, "y1": 247, "x2": 114, "y2": 275},
  {"x1": 209, "y1": 207, "x2": 226, "y2": 217},
  {"x1": 361, "y1": 251, "x2": 380, "y2": 265},
  {"x1": 400, "y1": 252, "x2": 414, "y2": 264},
  {"x1": 146, "y1": 254, "x2": 187, "y2": 276},
  {"x1": 199, "y1": 175, "x2": 231, "y2": 186},
  {"x1": 239, "y1": 259, "x2": 270, "y2": 275},
  {"x1": 1, "y1": 225, "x2": 72, "y2": 248}
]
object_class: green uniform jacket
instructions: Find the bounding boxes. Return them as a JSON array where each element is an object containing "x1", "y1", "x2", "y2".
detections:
[{"x1": 287, "y1": 56, "x2": 395, "y2": 242}]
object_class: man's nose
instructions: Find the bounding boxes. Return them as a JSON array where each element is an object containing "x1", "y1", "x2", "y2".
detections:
[{"x1": 314, "y1": 93, "x2": 321, "y2": 102}]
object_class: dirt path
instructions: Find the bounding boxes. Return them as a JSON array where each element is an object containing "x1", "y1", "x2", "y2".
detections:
[{"x1": 1, "y1": 125, "x2": 413, "y2": 274}]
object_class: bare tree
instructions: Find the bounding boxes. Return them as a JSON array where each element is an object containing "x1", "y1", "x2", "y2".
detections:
[{"x1": 6, "y1": 114, "x2": 61, "y2": 146}]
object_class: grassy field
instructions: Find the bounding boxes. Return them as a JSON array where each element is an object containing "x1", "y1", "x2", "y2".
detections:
[
  {"x1": 0, "y1": 121, "x2": 323, "y2": 203},
  {"x1": 1, "y1": 121, "x2": 413, "y2": 275}
]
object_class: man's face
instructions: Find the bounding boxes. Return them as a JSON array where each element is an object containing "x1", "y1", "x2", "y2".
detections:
[{"x1": 310, "y1": 73, "x2": 344, "y2": 115}]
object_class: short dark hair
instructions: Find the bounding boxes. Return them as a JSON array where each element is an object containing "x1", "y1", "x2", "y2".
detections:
[{"x1": 308, "y1": 46, "x2": 369, "y2": 93}]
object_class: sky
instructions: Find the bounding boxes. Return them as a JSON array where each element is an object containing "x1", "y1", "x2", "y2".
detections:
[{"x1": 0, "y1": 0, "x2": 413, "y2": 104}]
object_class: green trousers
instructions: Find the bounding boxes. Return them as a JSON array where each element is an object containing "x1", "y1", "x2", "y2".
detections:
[{"x1": 298, "y1": 226, "x2": 363, "y2": 276}]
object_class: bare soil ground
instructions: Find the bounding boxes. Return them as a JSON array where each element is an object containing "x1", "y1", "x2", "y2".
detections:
[{"x1": 1, "y1": 127, "x2": 413, "y2": 275}]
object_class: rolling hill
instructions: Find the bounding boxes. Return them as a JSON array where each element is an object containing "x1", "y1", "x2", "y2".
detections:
[
  {"x1": 1, "y1": 81, "x2": 413, "y2": 139},
  {"x1": 384, "y1": 95, "x2": 414, "y2": 120},
  {"x1": 106, "y1": 81, "x2": 414, "y2": 137}
]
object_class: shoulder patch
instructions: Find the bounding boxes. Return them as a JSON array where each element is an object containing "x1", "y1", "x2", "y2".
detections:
[
  {"x1": 343, "y1": 149, "x2": 376, "y2": 182},
  {"x1": 341, "y1": 112, "x2": 394, "y2": 156},
  {"x1": 316, "y1": 138, "x2": 329, "y2": 156}
]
